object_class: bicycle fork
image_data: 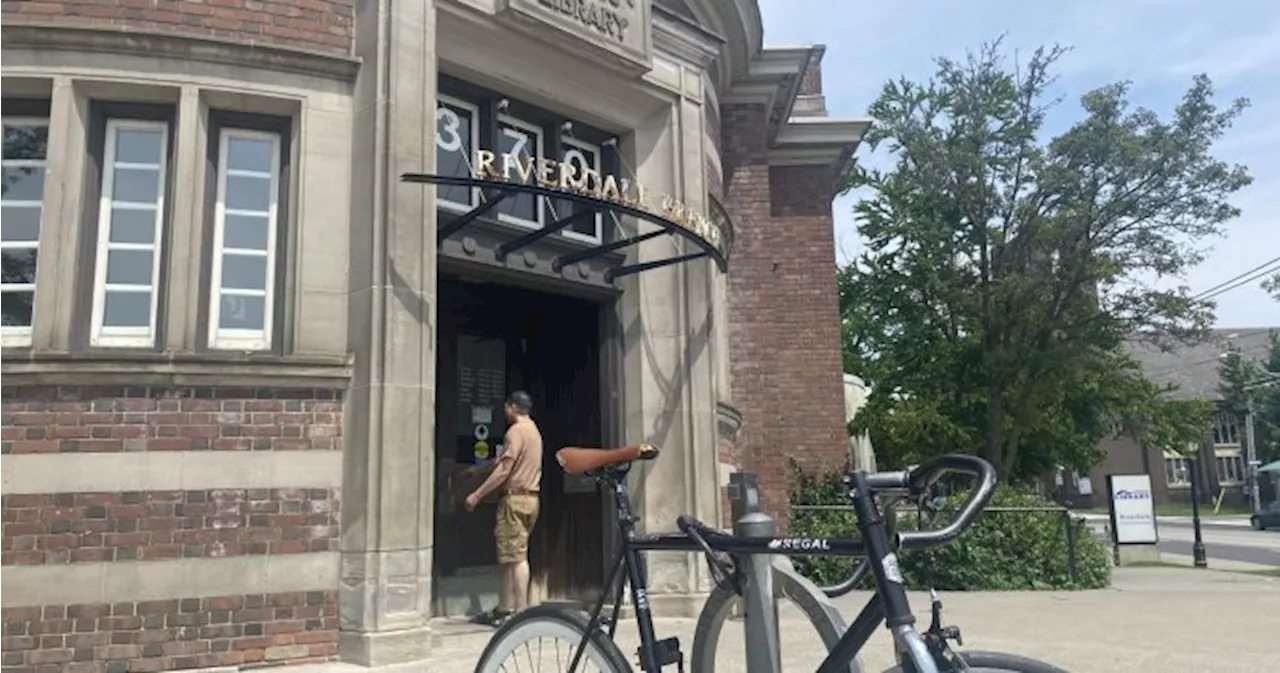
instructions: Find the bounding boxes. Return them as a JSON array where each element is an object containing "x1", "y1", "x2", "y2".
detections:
[{"x1": 847, "y1": 472, "x2": 941, "y2": 673}]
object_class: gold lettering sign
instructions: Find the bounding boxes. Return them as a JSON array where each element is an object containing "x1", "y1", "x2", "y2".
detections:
[{"x1": 474, "y1": 150, "x2": 728, "y2": 259}]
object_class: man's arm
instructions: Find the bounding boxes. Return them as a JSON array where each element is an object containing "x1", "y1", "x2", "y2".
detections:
[
  {"x1": 472, "y1": 431, "x2": 523, "y2": 500},
  {"x1": 472, "y1": 457, "x2": 512, "y2": 500}
]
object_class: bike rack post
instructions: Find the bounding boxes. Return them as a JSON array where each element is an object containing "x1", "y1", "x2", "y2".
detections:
[{"x1": 732, "y1": 473, "x2": 782, "y2": 673}]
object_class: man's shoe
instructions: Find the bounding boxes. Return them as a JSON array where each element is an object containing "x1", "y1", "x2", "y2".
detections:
[{"x1": 470, "y1": 608, "x2": 513, "y2": 627}]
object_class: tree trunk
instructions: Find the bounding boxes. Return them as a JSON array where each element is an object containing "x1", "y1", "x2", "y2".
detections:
[{"x1": 986, "y1": 383, "x2": 1004, "y2": 469}]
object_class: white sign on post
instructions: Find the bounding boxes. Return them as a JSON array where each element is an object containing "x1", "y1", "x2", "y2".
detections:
[{"x1": 1107, "y1": 474, "x2": 1158, "y2": 544}]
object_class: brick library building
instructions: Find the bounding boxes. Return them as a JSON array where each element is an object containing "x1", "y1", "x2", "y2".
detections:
[{"x1": 0, "y1": 0, "x2": 866, "y2": 669}]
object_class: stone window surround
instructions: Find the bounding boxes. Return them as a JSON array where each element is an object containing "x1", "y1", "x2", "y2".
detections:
[{"x1": 0, "y1": 77, "x2": 319, "y2": 364}]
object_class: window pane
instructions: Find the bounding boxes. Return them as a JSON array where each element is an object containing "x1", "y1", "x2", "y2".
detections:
[
  {"x1": 1, "y1": 166, "x2": 45, "y2": 201},
  {"x1": 226, "y1": 136, "x2": 273, "y2": 173},
  {"x1": 112, "y1": 167, "x2": 162, "y2": 204},
  {"x1": 223, "y1": 213, "x2": 270, "y2": 250},
  {"x1": 114, "y1": 128, "x2": 164, "y2": 164},
  {"x1": 557, "y1": 143, "x2": 599, "y2": 239},
  {"x1": 108, "y1": 208, "x2": 157, "y2": 244},
  {"x1": 224, "y1": 174, "x2": 271, "y2": 212},
  {"x1": 219, "y1": 294, "x2": 265, "y2": 331},
  {"x1": 496, "y1": 122, "x2": 538, "y2": 223},
  {"x1": 105, "y1": 250, "x2": 154, "y2": 286},
  {"x1": 1, "y1": 289, "x2": 34, "y2": 327},
  {"x1": 221, "y1": 254, "x2": 267, "y2": 291},
  {"x1": 2, "y1": 205, "x2": 42, "y2": 241},
  {"x1": 436, "y1": 101, "x2": 474, "y2": 206},
  {"x1": 2, "y1": 248, "x2": 38, "y2": 285},
  {"x1": 3, "y1": 125, "x2": 48, "y2": 160},
  {"x1": 102, "y1": 290, "x2": 151, "y2": 327}
]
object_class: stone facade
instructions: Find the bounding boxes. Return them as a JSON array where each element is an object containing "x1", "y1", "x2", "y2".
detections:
[{"x1": 1, "y1": 0, "x2": 866, "y2": 668}]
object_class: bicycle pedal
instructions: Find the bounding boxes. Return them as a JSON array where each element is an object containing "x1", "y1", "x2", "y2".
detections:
[{"x1": 636, "y1": 636, "x2": 683, "y2": 669}]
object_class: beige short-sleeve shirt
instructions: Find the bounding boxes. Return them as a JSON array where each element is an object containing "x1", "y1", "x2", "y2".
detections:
[{"x1": 500, "y1": 417, "x2": 543, "y2": 494}]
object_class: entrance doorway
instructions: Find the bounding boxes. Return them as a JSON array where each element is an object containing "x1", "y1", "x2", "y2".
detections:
[{"x1": 432, "y1": 275, "x2": 608, "y2": 617}]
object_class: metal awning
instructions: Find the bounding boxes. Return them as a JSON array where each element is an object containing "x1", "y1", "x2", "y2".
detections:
[{"x1": 400, "y1": 173, "x2": 733, "y2": 282}]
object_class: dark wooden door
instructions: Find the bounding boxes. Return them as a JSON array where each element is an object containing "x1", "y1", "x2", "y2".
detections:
[{"x1": 516, "y1": 298, "x2": 604, "y2": 602}]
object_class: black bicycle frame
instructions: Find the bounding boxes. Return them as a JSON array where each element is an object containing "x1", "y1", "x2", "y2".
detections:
[{"x1": 567, "y1": 468, "x2": 922, "y2": 673}]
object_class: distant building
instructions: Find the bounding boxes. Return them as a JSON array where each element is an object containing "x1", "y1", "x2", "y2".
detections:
[{"x1": 1060, "y1": 328, "x2": 1276, "y2": 509}]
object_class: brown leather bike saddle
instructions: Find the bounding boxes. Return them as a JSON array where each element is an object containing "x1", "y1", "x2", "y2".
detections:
[{"x1": 555, "y1": 444, "x2": 660, "y2": 475}]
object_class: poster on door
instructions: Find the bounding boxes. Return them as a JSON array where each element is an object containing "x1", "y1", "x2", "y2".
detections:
[{"x1": 457, "y1": 334, "x2": 507, "y2": 465}]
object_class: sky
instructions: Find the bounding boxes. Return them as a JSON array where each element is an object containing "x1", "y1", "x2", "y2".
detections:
[{"x1": 759, "y1": 0, "x2": 1280, "y2": 328}]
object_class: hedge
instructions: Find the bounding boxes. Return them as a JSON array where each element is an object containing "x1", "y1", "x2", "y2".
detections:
[{"x1": 787, "y1": 464, "x2": 1112, "y2": 591}]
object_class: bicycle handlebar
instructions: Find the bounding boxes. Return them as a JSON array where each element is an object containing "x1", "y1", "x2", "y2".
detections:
[{"x1": 889, "y1": 453, "x2": 998, "y2": 550}]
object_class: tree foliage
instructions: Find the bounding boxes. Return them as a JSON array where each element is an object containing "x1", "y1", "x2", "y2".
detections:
[
  {"x1": 841, "y1": 40, "x2": 1251, "y2": 481},
  {"x1": 1218, "y1": 337, "x2": 1280, "y2": 466}
]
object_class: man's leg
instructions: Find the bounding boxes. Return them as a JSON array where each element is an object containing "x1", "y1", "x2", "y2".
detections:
[{"x1": 512, "y1": 558, "x2": 531, "y2": 611}]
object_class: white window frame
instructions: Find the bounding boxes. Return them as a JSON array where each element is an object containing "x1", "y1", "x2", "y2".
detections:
[
  {"x1": 208, "y1": 128, "x2": 282, "y2": 352},
  {"x1": 435, "y1": 94, "x2": 481, "y2": 214},
  {"x1": 495, "y1": 114, "x2": 544, "y2": 231},
  {"x1": 1211, "y1": 410, "x2": 1239, "y2": 446},
  {"x1": 1, "y1": 116, "x2": 49, "y2": 347},
  {"x1": 1214, "y1": 448, "x2": 1244, "y2": 484},
  {"x1": 90, "y1": 119, "x2": 169, "y2": 348},
  {"x1": 557, "y1": 135, "x2": 604, "y2": 244},
  {"x1": 1163, "y1": 452, "x2": 1190, "y2": 487}
]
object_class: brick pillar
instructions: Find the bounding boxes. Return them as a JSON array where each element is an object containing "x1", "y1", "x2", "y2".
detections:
[
  {"x1": 721, "y1": 103, "x2": 848, "y2": 531},
  {"x1": 765, "y1": 163, "x2": 848, "y2": 489},
  {"x1": 720, "y1": 103, "x2": 775, "y2": 517}
]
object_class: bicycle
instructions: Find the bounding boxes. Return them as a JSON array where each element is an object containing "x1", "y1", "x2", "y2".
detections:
[{"x1": 473, "y1": 444, "x2": 1067, "y2": 673}]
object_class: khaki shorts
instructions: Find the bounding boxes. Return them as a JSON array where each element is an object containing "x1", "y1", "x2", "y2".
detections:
[{"x1": 495, "y1": 493, "x2": 540, "y2": 564}]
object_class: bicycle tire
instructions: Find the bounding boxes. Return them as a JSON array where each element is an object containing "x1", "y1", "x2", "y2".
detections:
[
  {"x1": 881, "y1": 649, "x2": 1068, "y2": 673},
  {"x1": 473, "y1": 604, "x2": 633, "y2": 673},
  {"x1": 691, "y1": 557, "x2": 862, "y2": 673}
]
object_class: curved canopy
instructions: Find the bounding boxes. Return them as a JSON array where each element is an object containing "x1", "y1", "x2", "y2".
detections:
[{"x1": 401, "y1": 173, "x2": 733, "y2": 281}]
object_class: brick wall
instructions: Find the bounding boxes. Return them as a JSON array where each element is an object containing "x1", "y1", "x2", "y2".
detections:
[
  {"x1": 0, "y1": 385, "x2": 342, "y2": 455},
  {"x1": 1, "y1": 591, "x2": 338, "y2": 672},
  {"x1": 1, "y1": 385, "x2": 343, "y2": 672},
  {"x1": 721, "y1": 102, "x2": 848, "y2": 531},
  {"x1": 1, "y1": 488, "x2": 338, "y2": 566},
  {"x1": 799, "y1": 57, "x2": 823, "y2": 96},
  {"x1": 0, "y1": 0, "x2": 354, "y2": 56}
]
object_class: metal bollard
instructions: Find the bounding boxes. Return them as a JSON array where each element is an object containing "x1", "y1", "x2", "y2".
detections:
[{"x1": 737, "y1": 509, "x2": 782, "y2": 673}]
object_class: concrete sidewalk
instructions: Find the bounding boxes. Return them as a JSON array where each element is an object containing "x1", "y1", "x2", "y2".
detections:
[{"x1": 292, "y1": 566, "x2": 1280, "y2": 672}]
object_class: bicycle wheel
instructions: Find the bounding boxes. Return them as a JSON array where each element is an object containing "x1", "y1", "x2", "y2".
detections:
[
  {"x1": 691, "y1": 557, "x2": 862, "y2": 673},
  {"x1": 474, "y1": 605, "x2": 633, "y2": 673},
  {"x1": 881, "y1": 649, "x2": 1068, "y2": 672}
]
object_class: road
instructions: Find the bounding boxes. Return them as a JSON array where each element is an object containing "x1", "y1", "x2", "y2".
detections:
[
  {"x1": 1082, "y1": 514, "x2": 1280, "y2": 568},
  {"x1": 1155, "y1": 518, "x2": 1280, "y2": 567}
]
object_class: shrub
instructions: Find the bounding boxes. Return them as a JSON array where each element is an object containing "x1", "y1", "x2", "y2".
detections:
[{"x1": 787, "y1": 463, "x2": 1112, "y2": 591}]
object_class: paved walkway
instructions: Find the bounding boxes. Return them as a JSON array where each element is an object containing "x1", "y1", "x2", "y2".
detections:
[{"x1": 294, "y1": 567, "x2": 1280, "y2": 672}]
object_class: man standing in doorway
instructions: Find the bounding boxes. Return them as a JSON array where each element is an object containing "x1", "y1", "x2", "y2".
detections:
[{"x1": 464, "y1": 390, "x2": 543, "y2": 627}]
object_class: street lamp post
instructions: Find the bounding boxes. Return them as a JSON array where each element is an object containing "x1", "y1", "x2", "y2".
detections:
[
  {"x1": 1245, "y1": 397, "x2": 1260, "y2": 513},
  {"x1": 1189, "y1": 455, "x2": 1208, "y2": 568}
]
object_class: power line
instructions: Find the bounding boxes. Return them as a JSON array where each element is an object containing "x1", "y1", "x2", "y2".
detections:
[
  {"x1": 1191, "y1": 256, "x2": 1280, "y2": 300},
  {"x1": 1197, "y1": 263, "x2": 1280, "y2": 302}
]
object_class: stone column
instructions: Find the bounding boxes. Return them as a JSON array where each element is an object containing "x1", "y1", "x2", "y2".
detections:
[
  {"x1": 617, "y1": 98, "x2": 721, "y2": 617},
  {"x1": 339, "y1": 0, "x2": 440, "y2": 666},
  {"x1": 34, "y1": 76, "x2": 87, "y2": 352}
]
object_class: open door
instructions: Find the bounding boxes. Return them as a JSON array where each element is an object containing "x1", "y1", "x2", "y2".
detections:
[{"x1": 432, "y1": 277, "x2": 606, "y2": 616}]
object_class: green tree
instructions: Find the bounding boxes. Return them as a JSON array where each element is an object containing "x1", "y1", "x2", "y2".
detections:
[
  {"x1": 1220, "y1": 336, "x2": 1280, "y2": 467},
  {"x1": 841, "y1": 40, "x2": 1252, "y2": 481}
]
